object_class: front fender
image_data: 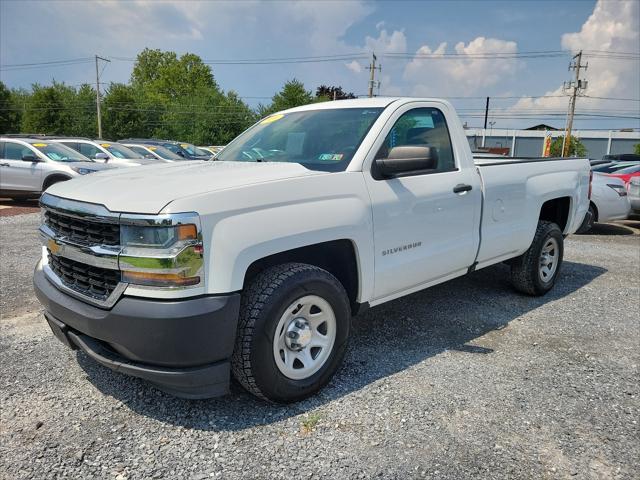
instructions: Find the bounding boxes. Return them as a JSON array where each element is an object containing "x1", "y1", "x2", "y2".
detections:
[{"x1": 171, "y1": 173, "x2": 375, "y2": 301}]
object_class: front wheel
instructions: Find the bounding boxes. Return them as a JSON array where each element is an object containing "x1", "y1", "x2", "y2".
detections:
[
  {"x1": 510, "y1": 221, "x2": 564, "y2": 296},
  {"x1": 231, "y1": 263, "x2": 351, "y2": 403}
]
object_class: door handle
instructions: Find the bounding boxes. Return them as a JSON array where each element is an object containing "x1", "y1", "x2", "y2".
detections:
[{"x1": 453, "y1": 183, "x2": 472, "y2": 194}]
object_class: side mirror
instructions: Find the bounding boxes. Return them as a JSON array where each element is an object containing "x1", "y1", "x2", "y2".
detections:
[
  {"x1": 177, "y1": 150, "x2": 185, "y2": 157},
  {"x1": 22, "y1": 154, "x2": 40, "y2": 162},
  {"x1": 95, "y1": 152, "x2": 109, "y2": 161},
  {"x1": 375, "y1": 146, "x2": 437, "y2": 178}
]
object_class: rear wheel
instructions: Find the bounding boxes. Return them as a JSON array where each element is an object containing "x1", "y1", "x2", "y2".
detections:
[
  {"x1": 231, "y1": 263, "x2": 351, "y2": 403},
  {"x1": 576, "y1": 203, "x2": 596, "y2": 234},
  {"x1": 510, "y1": 220, "x2": 564, "y2": 296}
]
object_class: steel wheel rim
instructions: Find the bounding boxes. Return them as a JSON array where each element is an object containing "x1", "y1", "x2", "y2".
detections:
[
  {"x1": 273, "y1": 295, "x2": 337, "y2": 380},
  {"x1": 539, "y1": 237, "x2": 559, "y2": 283}
]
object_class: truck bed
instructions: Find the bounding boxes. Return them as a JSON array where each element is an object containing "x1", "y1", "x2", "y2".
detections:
[{"x1": 472, "y1": 155, "x2": 591, "y2": 269}]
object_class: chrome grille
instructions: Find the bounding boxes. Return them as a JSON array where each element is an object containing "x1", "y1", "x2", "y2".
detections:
[
  {"x1": 44, "y1": 210, "x2": 120, "y2": 246},
  {"x1": 47, "y1": 249, "x2": 121, "y2": 301}
]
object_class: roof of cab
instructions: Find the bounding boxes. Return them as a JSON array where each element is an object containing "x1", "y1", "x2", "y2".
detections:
[{"x1": 278, "y1": 97, "x2": 452, "y2": 114}]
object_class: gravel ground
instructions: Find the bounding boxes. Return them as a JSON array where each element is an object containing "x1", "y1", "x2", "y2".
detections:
[{"x1": 1, "y1": 213, "x2": 639, "y2": 479}]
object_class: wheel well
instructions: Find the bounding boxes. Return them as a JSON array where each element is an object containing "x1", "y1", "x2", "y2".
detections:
[
  {"x1": 43, "y1": 174, "x2": 71, "y2": 191},
  {"x1": 244, "y1": 240, "x2": 360, "y2": 311},
  {"x1": 539, "y1": 197, "x2": 571, "y2": 232}
]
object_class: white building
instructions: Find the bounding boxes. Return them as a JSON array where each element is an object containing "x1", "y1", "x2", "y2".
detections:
[{"x1": 466, "y1": 128, "x2": 639, "y2": 158}]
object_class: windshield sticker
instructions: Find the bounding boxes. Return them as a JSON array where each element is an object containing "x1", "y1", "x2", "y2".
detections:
[
  {"x1": 100, "y1": 143, "x2": 111, "y2": 147},
  {"x1": 148, "y1": 146, "x2": 157, "y2": 150},
  {"x1": 318, "y1": 153, "x2": 344, "y2": 161},
  {"x1": 32, "y1": 143, "x2": 47, "y2": 147},
  {"x1": 260, "y1": 114, "x2": 284, "y2": 125}
]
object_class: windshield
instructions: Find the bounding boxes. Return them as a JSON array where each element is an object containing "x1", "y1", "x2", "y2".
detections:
[
  {"x1": 195, "y1": 147, "x2": 212, "y2": 156},
  {"x1": 216, "y1": 107, "x2": 384, "y2": 172},
  {"x1": 148, "y1": 145, "x2": 184, "y2": 160},
  {"x1": 127, "y1": 145, "x2": 154, "y2": 158},
  {"x1": 178, "y1": 143, "x2": 199, "y2": 155},
  {"x1": 30, "y1": 142, "x2": 91, "y2": 162},
  {"x1": 100, "y1": 143, "x2": 144, "y2": 159}
]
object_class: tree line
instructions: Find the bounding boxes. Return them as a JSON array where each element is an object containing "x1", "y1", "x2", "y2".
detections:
[{"x1": 0, "y1": 48, "x2": 355, "y2": 145}]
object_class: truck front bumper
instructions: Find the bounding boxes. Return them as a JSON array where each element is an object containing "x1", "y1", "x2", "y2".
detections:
[{"x1": 34, "y1": 262, "x2": 241, "y2": 399}]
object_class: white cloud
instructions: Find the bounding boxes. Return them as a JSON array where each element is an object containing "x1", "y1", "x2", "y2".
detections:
[
  {"x1": 345, "y1": 61, "x2": 363, "y2": 74},
  {"x1": 511, "y1": 0, "x2": 640, "y2": 124},
  {"x1": 364, "y1": 29, "x2": 407, "y2": 55},
  {"x1": 403, "y1": 36, "x2": 519, "y2": 96}
]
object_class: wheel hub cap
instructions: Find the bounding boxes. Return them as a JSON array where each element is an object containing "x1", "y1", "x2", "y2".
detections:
[
  {"x1": 539, "y1": 237, "x2": 559, "y2": 282},
  {"x1": 285, "y1": 318, "x2": 312, "y2": 350},
  {"x1": 273, "y1": 295, "x2": 337, "y2": 380}
]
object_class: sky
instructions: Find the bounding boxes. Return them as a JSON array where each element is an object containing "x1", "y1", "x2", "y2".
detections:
[{"x1": 1, "y1": 0, "x2": 639, "y2": 130}]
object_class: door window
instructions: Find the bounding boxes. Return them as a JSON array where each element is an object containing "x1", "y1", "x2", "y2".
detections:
[
  {"x1": 4, "y1": 142, "x2": 33, "y2": 160},
  {"x1": 376, "y1": 107, "x2": 456, "y2": 173}
]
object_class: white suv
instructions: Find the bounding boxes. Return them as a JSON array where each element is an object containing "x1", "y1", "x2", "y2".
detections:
[
  {"x1": 0, "y1": 137, "x2": 117, "y2": 199},
  {"x1": 50, "y1": 139, "x2": 159, "y2": 167}
]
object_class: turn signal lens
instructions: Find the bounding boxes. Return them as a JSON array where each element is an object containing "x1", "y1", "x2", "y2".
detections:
[
  {"x1": 122, "y1": 271, "x2": 201, "y2": 287},
  {"x1": 176, "y1": 224, "x2": 197, "y2": 241}
]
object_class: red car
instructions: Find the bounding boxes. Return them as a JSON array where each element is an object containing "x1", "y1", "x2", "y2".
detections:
[{"x1": 605, "y1": 164, "x2": 640, "y2": 186}]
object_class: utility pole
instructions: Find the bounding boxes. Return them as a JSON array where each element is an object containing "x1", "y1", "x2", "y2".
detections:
[
  {"x1": 95, "y1": 55, "x2": 111, "y2": 139},
  {"x1": 561, "y1": 51, "x2": 587, "y2": 157},
  {"x1": 367, "y1": 53, "x2": 381, "y2": 98},
  {"x1": 483, "y1": 97, "x2": 490, "y2": 129}
]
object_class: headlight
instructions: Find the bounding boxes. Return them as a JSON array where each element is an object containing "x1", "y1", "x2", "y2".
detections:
[
  {"x1": 71, "y1": 167, "x2": 95, "y2": 175},
  {"x1": 119, "y1": 219, "x2": 204, "y2": 288}
]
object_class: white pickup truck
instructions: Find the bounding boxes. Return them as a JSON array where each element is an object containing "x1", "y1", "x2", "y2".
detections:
[{"x1": 34, "y1": 98, "x2": 591, "y2": 402}]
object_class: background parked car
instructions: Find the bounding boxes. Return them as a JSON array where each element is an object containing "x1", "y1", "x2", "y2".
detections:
[
  {"x1": 628, "y1": 177, "x2": 640, "y2": 215},
  {"x1": 591, "y1": 161, "x2": 639, "y2": 174},
  {"x1": 0, "y1": 137, "x2": 117, "y2": 199},
  {"x1": 602, "y1": 153, "x2": 640, "y2": 162},
  {"x1": 49, "y1": 138, "x2": 160, "y2": 167},
  {"x1": 122, "y1": 143, "x2": 186, "y2": 162},
  {"x1": 118, "y1": 139, "x2": 212, "y2": 160},
  {"x1": 199, "y1": 146, "x2": 225, "y2": 156},
  {"x1": 576, "y1": 173, "x2": 630, "y2": 233},
  {"x1": 604, "y1": 164, "x2": 640, "y2": 186}
]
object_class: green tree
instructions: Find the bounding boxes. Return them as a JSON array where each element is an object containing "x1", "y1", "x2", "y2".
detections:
[
  {"x1": 634, "y1": 143, "x2": 640, "y2": 155},
  {"x1": 103, "y1": 83, "x2": 149, "y2": 140},
  {"x1": 550, "y1": 135, "x2": 587, "y2": 157},
  {"x1": 0, "y1": 81, "x2": 22, "y2": 133},
  {"x1": 315, "y1": 85, "x2": 356, "y2": 101},
  {"x1": 21, "y1": 82, "x2": 76, "y2": 134},
  {"x1": 131, "y1": 48, "x2": 217, "y2": 101},
  {"x1": 259, "y1": 79, "x2": 314, "y2": 117},
  {"x1": 67, "y1": 84, "x2": 96, "y2": 137}
]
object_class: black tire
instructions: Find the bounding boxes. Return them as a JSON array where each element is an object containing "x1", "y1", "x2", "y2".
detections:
[
  {"x1": 510, "y1": 220, "x2": 564, "y2": 296},
  {"x1": 231, "y1": 263, "x2": 351, "y2": 403},
  {"x1": 576, "y1": 203, "x2": 596, "y2": 234},
  {"x1": 42, "y1": 176, "x2": 70, "y2": 192}
]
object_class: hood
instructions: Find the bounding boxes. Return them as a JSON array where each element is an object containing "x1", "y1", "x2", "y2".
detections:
[
  {"x1": 106, "y1": 157, "x2": 159, "y2": 166},
  {"x1": 46, "y1": 161, "x2": 325, "y2": 213},
  {"x1": 67, "y1": 161, "x2": 118, "y2": 171}
]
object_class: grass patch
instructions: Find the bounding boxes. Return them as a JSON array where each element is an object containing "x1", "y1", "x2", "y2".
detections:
[{"x1": 300, "y1": 412, "x2": 322, "y2": 434}]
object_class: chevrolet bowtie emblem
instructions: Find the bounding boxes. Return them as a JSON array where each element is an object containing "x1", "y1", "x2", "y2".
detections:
[{"x1": 47, "y1": 238, "x2": 62, "y2": 255}]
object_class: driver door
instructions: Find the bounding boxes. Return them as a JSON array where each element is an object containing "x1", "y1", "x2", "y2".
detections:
[
  {"x1": 363, "y1": 103, "x2": 482, "y2": 300},
  {"x1": 1, "y1": 141, "x2": 43, "y2": 193}
]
